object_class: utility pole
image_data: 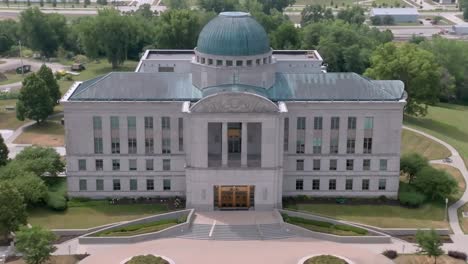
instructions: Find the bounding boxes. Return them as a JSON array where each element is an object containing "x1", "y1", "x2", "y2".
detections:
[{"x1": 18, "y1": 40, "x2": 24, "y2": 76}]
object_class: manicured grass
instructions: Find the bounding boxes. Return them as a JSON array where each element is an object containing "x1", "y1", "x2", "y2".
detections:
[
  {"x1": 304, "y1": 255, "x2": 347, "y2": 264},
  {"x1": 0, "y1": 72, "x2": 28, "y2": 85},
  {"x1": 394, "y1": 254, "x2": 465, "y2": 264},
  {"x1": 0, "y1": 99, "x2": 28, "y2": 130},
  {"x1": 432, "y1": 164, "x2": 466, "y2": 203},
  {"x1": 282, "y1": 214, "x2": 368, "y2": 236},
  {"x1": 13, "y1": 120, "x2": 64, "y2": 147},
  {"x1": 458, "y1": 202, "x2": 468, "y2": 234},
  {"x1": 404, "y1": 104, "x2": 468, "y2": 169},
  {"x1": 94, "y1": 218, "x2": 183, "y2": 237},
  {"x1": 371, "y1": 0, "x2": 410, "y2": 7},
  {"x1": 401, "y1": 129, "x2": 451, "y2": 160},
  {"x1": 28, "y1": 202, "x2": 170, "y2": 229},
  {"x1": 285, "y1": 202, "x2": 448, "y2": 228}
]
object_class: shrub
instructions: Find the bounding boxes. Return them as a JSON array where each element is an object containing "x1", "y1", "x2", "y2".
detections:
[
  {"x1": 399, "y1": 191, "x2": 426, "y2": 207},
  {"x1": 304, "y1": 255, "x2": 347, "y2": 264},
  {"x1": 126, "y1": 255, "x2": 169, "y2": 264},
  {"x1": 413, "y1": 166, "x2": 457, "y2": 201},
  {"x1": 46, "y1": 192, "x2": 67, "y2": 211},
  {"x1": 382, "y1": 250, "x2": 398, "y2": 259},
  {"x1": 334, "y1": 224, "x2": 368, "y2": 235},
  {"x1": 448, "y1": 251, "x2": 467, "y2": 261}
]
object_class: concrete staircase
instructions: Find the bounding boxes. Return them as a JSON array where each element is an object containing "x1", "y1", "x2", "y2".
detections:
[{"x1": 177, "y1": 224, "x2": 212, "y2": 240}]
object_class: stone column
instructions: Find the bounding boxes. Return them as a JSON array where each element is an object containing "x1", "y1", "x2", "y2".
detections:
[
  {"x1": 222, "y1": 122, "x2": 228, "y2": 166},
  {"x1": 241, "y1": 122, "x2": 248, "y2": 167}
]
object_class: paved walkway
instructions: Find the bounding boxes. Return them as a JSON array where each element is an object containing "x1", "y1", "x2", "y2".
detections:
[{"x1": 403, "y1": 126, "x2": 468, "y2": 235}]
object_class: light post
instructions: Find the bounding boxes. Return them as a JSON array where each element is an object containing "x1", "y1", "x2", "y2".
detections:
[
  {"x1": 18, "y1": 40, "x2": 24, "y2": 76},
  {"x1": 444, "y1": 197, "x2": 448, "y2": 222}
]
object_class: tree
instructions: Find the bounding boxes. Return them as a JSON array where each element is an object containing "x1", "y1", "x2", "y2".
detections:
[
  {"x1": 413, "y1": 166, "x2": 457, "y2": 201},
  {"x1": 16, "y1": 74, "x2": 53, "y2": 123},
  {"x1": 39, "y1": 0, "x2": 44, "y2": 6},
  {"x1": 198, "y1": 0, "x2": 238, "y2": 13},
  {"x1": 167, "y1": 0, "x2": 187, "y2": 9},
  {"x1": 370, "y1": 16, "x2": 382, "y2": 25},
  {"x1": 258, "y1": 0, "x2": 295, "y2": 13},
  {"x1": 15, "y1": 226, "x2": 57, "y2": 264},
  {"x1": 135, "y1": 3, "x2": 154, "y2": 18},
  {"x1": 337, "y1": 6, "x2": 365, "y2": 24},
  {"x1": 464, "y1": 6, "x2": 468, "y2": 20},
  {"x1": 0, "y1": 134, "x2": 8, "y2": 167},
  {"x1": 415, "y1": 229, "x2": 444, "y2": 264},
  {"x1": 52, "y1": 0, "x2": 57, "y2": 7},
  {"x1": 409, "y1": 34, "x2": 426, "y2": 44},
  {"x1": 382, "y1": 15, "x2": 395, "y2": 25},
  {"x1": 364, "y1": 43, "x2": 441, "y2": 116},
  {"x1": 37, "y1": 65, "x2": 61, "y2": 105},
  {"x1": 0, "y1": 20, "x2": 19, "y2": 54},
  {"x1": 84, "y1": 0, "x2": 90, "y2": 6},
  {"x1": 400, "y1": 153, "x2": 428, "y2": 183},
  {"x1": 251, "y1": 8, "x2": 288, "y2": 33},
  {"x1": 270, "y1": 21, "x2": 300, "y2": 49},
  {"x1": 238, "y1": 0, "x2": 263, "y2": 13},
  {"x1": 300, "y1": 4, "x2": 334, "y2": 26},
  {"x1": 3, "y1": 0, "x2": 9, "y2": 7},
  {"x1": 0, "y1": 182, "x2": 27, "y2": 237},
  {"x1": 13, "y1": 146, "x2": 65, "y2": 177}
]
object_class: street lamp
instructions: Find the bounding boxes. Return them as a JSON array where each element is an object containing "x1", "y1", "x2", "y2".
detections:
[
  {"x1": 18, "y1": 40, "x2": 24, "y2": 76},
  {"x1": 444, "y1": 197, "x2": 449, "y2": 222}
]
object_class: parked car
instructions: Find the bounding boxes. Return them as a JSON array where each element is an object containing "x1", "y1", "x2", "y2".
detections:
[
  {"x1": 15, "y1": 65, "x2": 31, "y2": 74},
  {"x1": 71, "y1": 63, "x2": 86, "y2": 71}
]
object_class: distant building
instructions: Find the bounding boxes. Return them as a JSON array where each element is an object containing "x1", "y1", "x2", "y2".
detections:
[
  {"x1": 370, "y1": 8, "x2": 420, "y2": 23},
  {"x1": 453, "y1": 23, "x2": 468, "y2": 35},
  {"x1": 436, "y1": 0, "x2": 453, "y2": 4}
]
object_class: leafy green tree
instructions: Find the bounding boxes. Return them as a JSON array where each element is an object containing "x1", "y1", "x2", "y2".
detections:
[
  {"x1": 167, "y1": 0, "x2": 187, "y2": 9},
  {"x1": 0, "y1": 169, "x2": 48, "y2": 206},
  {"x1": 16, "y1": 74, "x2": 54, "y2": 123},
  {"x1": 0, "y1": 182, "x2": 27, "y2": 237},
  {"x1": 13, "y1": 146, "x2": 65, "y2": 177},
  {"x1": 251, "y1": 8, "x2": 288, "y2": 34},
  {"x1": 258, "y1": 0, "x2": 295, "y2": 13},
  {"x1": 0, "y1": 134, "x2": 8, "y2": 167},
  {"x1": 84, "y1": 0, "x2": 90, "y2": 6},
  {"x1": 52, "y1": 0, "x2": 57, "y2": 7},
  {"x1": 300, "y1": 4, "x2": 334, "y2": 26},
  {"x1": 370, "y1": 16, "x2": 382, "y2": 25},
  {"x1": 270, "y1": 22, "x2": 300, "y2": 49},
  {"x1": 238, "y1": 0, "x2": 263, "y2": 13},
  {"x1": 198, "y1": 0, "x2": 238, "y2": 13},
  {"x1": 400, "y1": 153, "x2": 428, "y2": 183},
  {"x1": 409, "y1": 34, "x2": 426, "y2": 44},
  {"x1": 40, "y1": 0, "x2": 44, "y2": 7},
  {"x1": 135, "y1": 3, "x2": 154, "y2": 18},
  {"x1": 413, "y1": 166, "x2": 457, "y2": 201},
  {"x1": 415, "y1": 229, "x2": 444, "y2": 264},
  {"x1": 0, "y1": 20, "x2": 19, "y2": 53},
  {"x1": 37, "y1": 65, "x2": 61, "y2": 105},
  {"x1": 337, "y1": 6, "x2": 365, "y2": 24},
  {"x1": 365, "y1": 43, "x2": 441, "y2": 116},
  {"x1": 15, "y1": 226, "x2": 57, "y2": 264}
]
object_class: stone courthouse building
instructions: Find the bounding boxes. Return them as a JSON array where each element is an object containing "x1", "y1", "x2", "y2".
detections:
[{"x1": 62, "y1": 12, "x2": 406, "y2": 211}]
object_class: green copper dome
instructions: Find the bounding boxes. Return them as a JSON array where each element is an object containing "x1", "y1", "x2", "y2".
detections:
[{"x1": 196, "y1": 12, "x2": 270, "y2": 56}]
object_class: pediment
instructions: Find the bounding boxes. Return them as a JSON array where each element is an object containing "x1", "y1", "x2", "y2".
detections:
[{"x1": 190, "y1": 92, "x2": 279, "y2": 113}]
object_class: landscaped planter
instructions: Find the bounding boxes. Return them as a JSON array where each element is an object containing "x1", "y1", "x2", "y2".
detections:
[
  {"x1": 298, "y1": 254, "x2": 354, "y2": 264},
  {"x1": 120, "y1": 254, "x2": 175, "y2": 264}
]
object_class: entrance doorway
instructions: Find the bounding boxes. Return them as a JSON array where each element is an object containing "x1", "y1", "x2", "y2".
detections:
[{"x1": 214, "y1": 185, "x2": 255, "y2": 210}]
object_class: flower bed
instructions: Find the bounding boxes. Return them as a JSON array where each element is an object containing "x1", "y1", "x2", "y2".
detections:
[
  {"x1": 92, "y1": 216, "x2": 187, "y2": 237},
  {"x1": 282, "y1": 214, "x2": 368, "y2": 236}
]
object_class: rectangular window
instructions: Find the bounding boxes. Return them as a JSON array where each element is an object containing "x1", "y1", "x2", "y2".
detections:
[
  {"x1": 93, "y1": 117, "x2": 103, "y2": 154},
  {"x1": 93, "y1": 116, "x2": 102, "y2": 130},
  {"x1": 314, "y1": 117, "x2": 322, "y2": 130},
  {"x1": 380, "y1": 159, "x2": 388, "y2": 171},
  {"x1": 247, "y1": 60, "x2": 252, "y2": 66},
  {"x1": 283, "y1": 118, "x2": 289, "y2": 152},
  {"x1": 362, "y1": 179, "x2": 370, "y2": 190},
  {"x1": 329, "y1": 179, "x2": 336, "y2": 190},
  {"x1": 216, "y1": 60, "x2": 223, "y2": 66},
  {"x1": 345, "y1": 179, "x2": 353, "y2": 190},
  {"x1": 329, "y1": 159, "x2": 337, "y2": 171},
  {"x1": 163, "y1": 179, "x2": 171, "y2": 191},
  {"x1": 346, "y1": 159, "x2": 354, "y2": 171},
  {"x1": 178, "y1": 118, "x2": 184, "y2": 152},
  {"x1": 330, "y1": 137, "x2": 338, "y2": 154},
  {"x1": 363, "y1": 138, "x2": 373, "y2": 154},
  {"x1": 145, "y1": 138, "x2": 154, "y2": 154},
  {"x1": 79, "y1": 179, "x2": 87, "y2": 191},
  {"x1": 295, "y1": 179, "x2": 304, "y2": 190},
  {"x1": 113, "y1": 179, "x2": 121, "y2": 191},
  {"x1": 162, "y1": 117, "x2": 170, "y2": 129},
  {"x1": 127, "y1": 116, "x2": 136, "y2": 129},
  {"x1": 346, "y1": 139, "x2": 355, "y2": 154},
  {"x1": 313, "y1": 137, "x2": 322, "y2": 154},
  {"x1": 129, "y1": 159, "x2": 137, "y2": 171},
  {"x1": 363, "y1": 159, "x2": 371, "y2": 171},
  {"x1": 146, "y1": 159, "x2": 154, "y2": 171},
  {"x1": 331, "y1": 117, "x2": 340, "y2": 130},
  {"x1": 130, "y1": 179, "x2": 138, "y2": 191},
  {"x1": 96, "y1": 179, "x2": 104, "y2": 191},
  {"x1": 112, "y1": 159, "x2": 120, "y2": 171},
  {"x1": 296, "y1": 140, "x2": 305, "y2": 154},
  {"x1": 312, "y1": 179, "x2": 320, "y2": 190},
  {"x1": 226, "y1": 60, "x2": 233, "y2": 66},
  {"x1": 95, "y1": 159, "x2": 103, "y2": 171},
  {"x1": 364, "y1": 117, "x2": 374, "y2": 129},
  {"x1": 313, "y1": 159, "x2": 321, "y2": 171},
  {"x1": 94, "y1": 137, "x2": 103, "y2": 154},
  {"x1": 297, "y1": 117, "x2": 306, "y2": 130},
  {"x1": 162, "y1": 138, "x2": 171, "y2": 154},
  {"x1": 111, "y1": 138, "x2": 120, "y2": 154},
  {"x1": 110, "y1": 116, "x2": 119, "y2": 129},
  {"x1": 208, "y1": 59, "x2": 213, "y2": 65},
  {"x1": 347, "y1": 117, "x2": 356, "y2": 129},
  {"x1": 296, "y1": 159, "x2": 304, "y2": 171},
  {"x1": 146, "y1": 179, "x2": 154, "y2": 191},
  {"x1": 78, "y1": 159, "x2": 86, "y2": 171},
  {"x1": 379, "y1": 179, "x2": 386, "y2": 190},
  {"x1": 128, "y1": 138, "x2": 137, "y2": 154},
  {"x1": 236, "y1": 60, "x2": 243, "y2": 66},
  {"x1": 163, "y1": 159, "x2": 171, "y2": 171},
  {"x1": 144, "y1": 116, "x2": 153, "y2": 129}
]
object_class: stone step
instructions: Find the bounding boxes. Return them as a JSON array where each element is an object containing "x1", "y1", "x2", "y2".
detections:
[{"x1": 177, "y1": 223, "x2": 295, "y2": 240}]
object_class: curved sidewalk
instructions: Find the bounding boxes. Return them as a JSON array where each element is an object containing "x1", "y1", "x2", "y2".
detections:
[{"x1": 403, "y1": 126, "x2": 468, "y2": 235}]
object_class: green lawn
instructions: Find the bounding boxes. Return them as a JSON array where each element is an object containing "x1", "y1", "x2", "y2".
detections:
[
  {"x1": 395, "y1": 254, "x2": 465, "y2": 264},
  {"x1": 28, "y1": 202, "x2": 170, "y2": 229},
  {"x1": 458, "y1": 202, "x2": 468, "y2": 234},
  {"x1": 283, "y1": 214, "x2": 368, "y2": 236},
  {"x1": 404, "y1": 103, "x2": 468, "y2": 169},
  {"x1": 401, "y1": 129, "x2": 451, "y2": 160},
  {"x1": 93, "y1": 218, "x2": 181, "y2": 237},
  {"x1": 0, "y1": 99, "x2": 28, "y2": 130},
  {"x1": 13, "y1": 120, "x2": 64, "y2": 147},
  {"x1": 0, "y1": 72, "x2": 29, "y2": 85}
]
